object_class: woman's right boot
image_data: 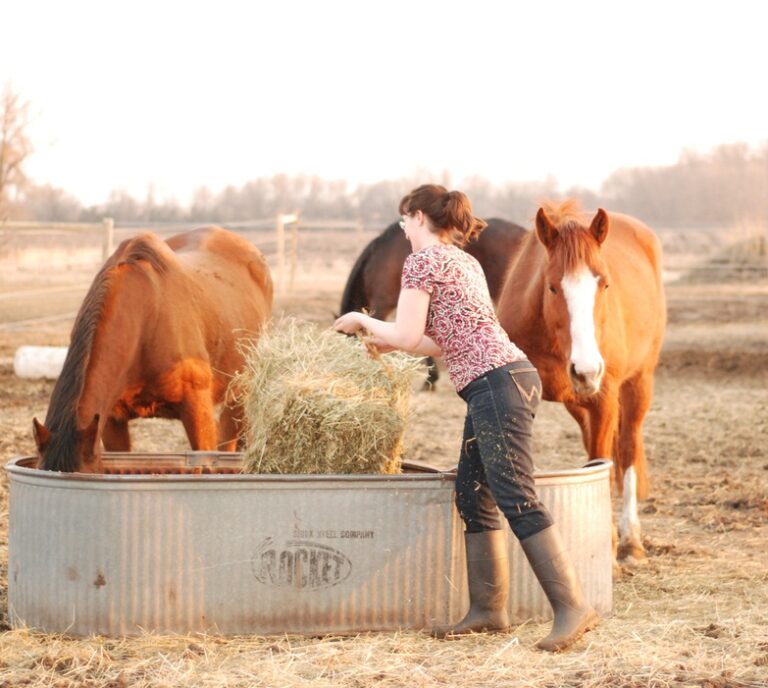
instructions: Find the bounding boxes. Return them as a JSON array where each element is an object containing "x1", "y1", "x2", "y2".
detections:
[
  {"x1": 520, "y1": 525, "x2": 600, "y2": 651},
  {"x1": 439, "y1": 529, "x2": 511, "y2": 637}
]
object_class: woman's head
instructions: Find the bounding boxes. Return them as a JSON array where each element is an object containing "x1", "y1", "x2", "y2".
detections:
[{"x1": 398, "y1": 184, "x2": 487, "y2": 247}]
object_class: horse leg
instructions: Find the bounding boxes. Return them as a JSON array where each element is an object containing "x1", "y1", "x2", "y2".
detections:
[
  {"x1": 564, "y1": 401, "x2": 591, "y2": 452},
  {"x1": 102, "y1": 417, "x2": 131, "y2": 451},
  {"x1": 615, "y1": 371, "x2": 655, "y2": 565},
  {"x1": 584, "y1": 384, "x2": 620, "y2": 462},
  {"x1": 424, "y1": 356, "x2": 439, "y2": 390},
  {"x1": 565, "y1": 399, "x2": 620, "y2": 575},
  {"x1": 582, "y1": 386, "x2": 622, "y2": 576},
  {"x1": 218, "y1": 404, "x2": 242, "y2": 452},
  {"x1": 179, "y1": 391, "x2": 219, "y2": 450}
]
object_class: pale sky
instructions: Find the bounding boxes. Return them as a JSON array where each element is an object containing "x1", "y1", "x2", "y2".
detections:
[{"x1": 3, "y1": 0, "x2": 767, "y2": 206}]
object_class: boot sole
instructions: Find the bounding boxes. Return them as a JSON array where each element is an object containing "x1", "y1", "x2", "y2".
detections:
[
  {"x1": 536, "y1": 611, "x2": 600, "y2": 652},
  {"x1": 433, "y1": 624, "x2": 512, "y2": 640}
]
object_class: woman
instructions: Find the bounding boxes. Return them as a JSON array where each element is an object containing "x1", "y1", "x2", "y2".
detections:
[{"x1": 334, "y1": 184, "x2": 598, "y2": 651}]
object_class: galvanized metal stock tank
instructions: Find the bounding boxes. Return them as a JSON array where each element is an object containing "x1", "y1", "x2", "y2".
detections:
[{"x1": 5, "y1": 453, "x2": 613, "y2": 636}]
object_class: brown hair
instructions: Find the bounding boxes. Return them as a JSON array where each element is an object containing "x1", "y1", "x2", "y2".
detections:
[{"x1": 398, "y1": 184, "x2": 487, "y2": 247}]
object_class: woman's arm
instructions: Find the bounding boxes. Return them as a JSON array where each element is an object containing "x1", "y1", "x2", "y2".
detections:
[
  {"x1": 334, "y1": 288, "x2": 434, "y2": 353},
  {"x1": 366, "y1": 334, "x2": 442, "y2": 357}
]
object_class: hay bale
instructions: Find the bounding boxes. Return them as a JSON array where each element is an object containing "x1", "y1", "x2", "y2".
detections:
[{"x1": 231, "y1": 318, "x2": 425, "y2": 474}]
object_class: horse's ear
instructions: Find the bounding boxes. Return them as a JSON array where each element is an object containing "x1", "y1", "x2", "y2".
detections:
[
  {"x1": 589, "y1": 208, "x2": 610, "y2": 245},
  {"x1": 535, "y1": 208, "x2": 559, "y2": 249},
  {"x1": 32, "y1": 417, "x2": 51, "y2": 453}
]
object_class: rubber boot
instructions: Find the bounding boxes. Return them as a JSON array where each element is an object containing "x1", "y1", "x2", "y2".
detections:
[
  {"x1": 520, "y1": 526, "x2": 600, "y2": 652},
  {"x1": 438, "y1": 530, "x2": 511, "y2": 637}
]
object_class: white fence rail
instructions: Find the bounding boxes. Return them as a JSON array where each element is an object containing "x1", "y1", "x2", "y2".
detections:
[
  {"x1": 0, "y1": 216, "x2": 369, "y2": 330},
  {"x1": 1, "y1": 218, "x2": 764, "y2": 331},
  {"x1": 1, "y1": 218, "x2": 115, "y2": 262}
]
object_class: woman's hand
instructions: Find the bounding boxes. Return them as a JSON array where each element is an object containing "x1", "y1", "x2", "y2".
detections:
[{"x1": 334, "y1": 312, "x2": 364, "y2": 334}]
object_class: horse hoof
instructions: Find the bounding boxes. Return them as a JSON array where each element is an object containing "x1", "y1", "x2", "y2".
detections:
[{"x1": 617, "y1": 541, "x2": 648, "y2": 567}]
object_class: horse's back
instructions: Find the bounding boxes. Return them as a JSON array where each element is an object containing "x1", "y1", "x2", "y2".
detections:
[
  {"x1": 604, "y1": 213, "x2": 664, "y2": 305},
  {"x1": 150, "y1": 227, "x2": 273, "y2": 363},
  {"x1": 167, "y1": 226, "x2": 273, "y2": 302},
  {"x1": 465, "y1": 218, "x2": 527, "y2": 303},
  {"x1": 604, "y1": 213, "x2": 666, "y2": 371},
  {"x1": 340, "y1": 218, "x2": 527, "y2": 317},
  {"x1": 606, "y1": 213, "x2": 663, "y2": 270}
]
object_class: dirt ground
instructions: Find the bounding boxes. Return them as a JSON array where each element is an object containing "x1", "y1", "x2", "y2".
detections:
[{"x1": 0, "y1": 232, "x2": 767, "y2": 687}]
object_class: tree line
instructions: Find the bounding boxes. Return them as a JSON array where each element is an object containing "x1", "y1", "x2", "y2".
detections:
[{"x1": 2, "y1": 86, "x2": 766, "y2": 229}]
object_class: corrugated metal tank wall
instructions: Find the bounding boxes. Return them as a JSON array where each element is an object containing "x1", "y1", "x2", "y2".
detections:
[{"x1": 6, "y1": 454, "x2": 612, "y2": 636}]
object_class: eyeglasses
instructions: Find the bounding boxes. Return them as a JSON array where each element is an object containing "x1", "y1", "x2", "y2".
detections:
[{"x1": 399, "y1": 216, "x2": 408, "y2": 230}]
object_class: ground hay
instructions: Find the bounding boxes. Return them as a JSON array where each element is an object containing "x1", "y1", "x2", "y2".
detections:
[{"x1": 232, "y1": 319, "x2": 424, "y2": 474}]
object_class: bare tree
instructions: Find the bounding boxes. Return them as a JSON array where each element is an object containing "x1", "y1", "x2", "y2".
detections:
[{"x1": 0, "y1": 84, "x2": 33, "y2": 218}]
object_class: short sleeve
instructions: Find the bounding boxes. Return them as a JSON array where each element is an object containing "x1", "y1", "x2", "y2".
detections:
[{"x1": 401, "y1": 252, "x2": 435, "y2": 294}]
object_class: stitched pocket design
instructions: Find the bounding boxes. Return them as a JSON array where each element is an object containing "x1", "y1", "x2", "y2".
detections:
[{"x1": 509, "y1": 370, "x2": 542, "y2": 407}]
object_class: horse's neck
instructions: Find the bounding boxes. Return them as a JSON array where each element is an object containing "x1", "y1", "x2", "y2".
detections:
[
  {"x1": 503, "y1": 243, "x2": 556, "y2": 350},
  {"x1": 77, "y1": 274, "x2": 151, "y2": 425}
]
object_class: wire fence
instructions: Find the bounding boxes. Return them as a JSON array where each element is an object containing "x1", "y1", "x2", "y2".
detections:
[
  {"x1": 1, "y1": 219, "x2": 765, "y2": 331},
  {"x1": 0, "y1": 217, "x2": 375, "y2": 330}
]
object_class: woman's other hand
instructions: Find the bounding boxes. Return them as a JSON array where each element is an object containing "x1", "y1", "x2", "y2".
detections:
[{"x1": 334, "y1": 312, "x2": 364, "y2": 334}]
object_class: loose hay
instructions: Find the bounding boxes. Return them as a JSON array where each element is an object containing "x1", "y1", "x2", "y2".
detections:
[{"x1": 231, "y1": 318, "x2": 425, "y2": 474}]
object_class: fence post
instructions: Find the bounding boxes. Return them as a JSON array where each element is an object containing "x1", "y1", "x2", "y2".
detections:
[
  {"x1": 288, "y1": 213, "x2": 301, "y2": 294},
  {"x1": 275, "y1": 213, "x2": 298, "y2": 297},
  {"x1": 275, "y1": 214, "x2": 285, "y2": 296},
  {"x1": 101, "y1": 217, "x2": 114, "y2": 262}
]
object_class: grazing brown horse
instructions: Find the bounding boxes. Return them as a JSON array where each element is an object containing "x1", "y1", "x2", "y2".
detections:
[
  {"x1": 497, "y1": 200, "x2": 666, "y2": 564},
  {"x1": 32, "y1": 226, "x2": 273, "y2": 473},
  {"x1": 339, "y1": 218, "x2": 527, "y2": 385}
]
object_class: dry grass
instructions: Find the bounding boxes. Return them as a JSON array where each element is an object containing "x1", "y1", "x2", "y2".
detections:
[
  {"x1": 1, "y1": 572, "x2": 767, "y2": 688},
  {"x1": 1, "y1": 238, "x2": 768, "y2": 687},
  {"x1": 232, "y1": 318, "x2": 424, "y2": 474}
]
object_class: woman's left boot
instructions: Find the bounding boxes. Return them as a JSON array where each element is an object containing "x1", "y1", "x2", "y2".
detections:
[
  {"x1": 520, "y1": 526, "x2": 600, "y2": 652},
  {"x1": 434, "y1": 529, "x2": 511, "y2": 637}
]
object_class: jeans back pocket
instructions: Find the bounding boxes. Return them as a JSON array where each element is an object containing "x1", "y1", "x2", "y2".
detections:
[{"x1": 508, "y1": 368, "x2": 542, "y2": 411}]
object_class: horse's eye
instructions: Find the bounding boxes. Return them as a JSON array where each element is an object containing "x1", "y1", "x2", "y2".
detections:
[
  {"x1": 549, "y1": 285, "x2": 557, "y2": 295},
  {"x1": 603, "y1": 282, "x2": 610, "y2": 290}
]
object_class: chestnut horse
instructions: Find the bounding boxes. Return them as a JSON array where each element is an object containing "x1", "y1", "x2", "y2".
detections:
[
  {"x1": 33, "y1": 226, "x2": 273, "y2": 473},
  {"x1": 497, "y1": 200, "x2": 666, "y2": 564},
  {"x1": 339, "y1": 218, "x2": 527, "y2": 385}
]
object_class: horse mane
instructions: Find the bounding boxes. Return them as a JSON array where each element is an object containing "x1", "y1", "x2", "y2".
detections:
[
  {"x1": 540, "y1": 198, "x2": 603, "y2": 273},
  {"x1": 41, "y1": 234, "x2": 169, "y2": 470},
  {"x1": 338, "y1": 221, "x2": 400, "y2": 314}
]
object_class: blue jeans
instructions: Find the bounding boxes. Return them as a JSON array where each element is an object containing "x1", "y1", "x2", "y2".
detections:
[{"x1": 455, "y1": 360, "x2": 554, "y2": 541}]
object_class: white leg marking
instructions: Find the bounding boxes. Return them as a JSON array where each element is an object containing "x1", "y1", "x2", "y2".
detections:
[
  {"x1": 619, "y1": 466, "x2": 640, "y2": 543},
  {"x1": 561, "y1": 268, "x2": 604, "y2": 380}
]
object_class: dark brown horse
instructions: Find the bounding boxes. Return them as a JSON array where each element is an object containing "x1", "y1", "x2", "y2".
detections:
[
  {"x1": 497, "y1": 200, "x2": 666, "y2": 564},
  {"x1": 339, "y1": 218, "x2": 527, "y2": 385},
  {"x1": 33, "y1": 226, "x2": 273, "y2": 473}
]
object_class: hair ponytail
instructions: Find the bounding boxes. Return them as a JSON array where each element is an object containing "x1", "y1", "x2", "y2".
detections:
[{"x1": 399, "y1": 184, "x2": 487, "y2": 247}]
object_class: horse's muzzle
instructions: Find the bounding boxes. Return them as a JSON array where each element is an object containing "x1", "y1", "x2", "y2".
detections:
[{"x1": 569, "y1": 361, "x2": 604, "y2": 396}]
